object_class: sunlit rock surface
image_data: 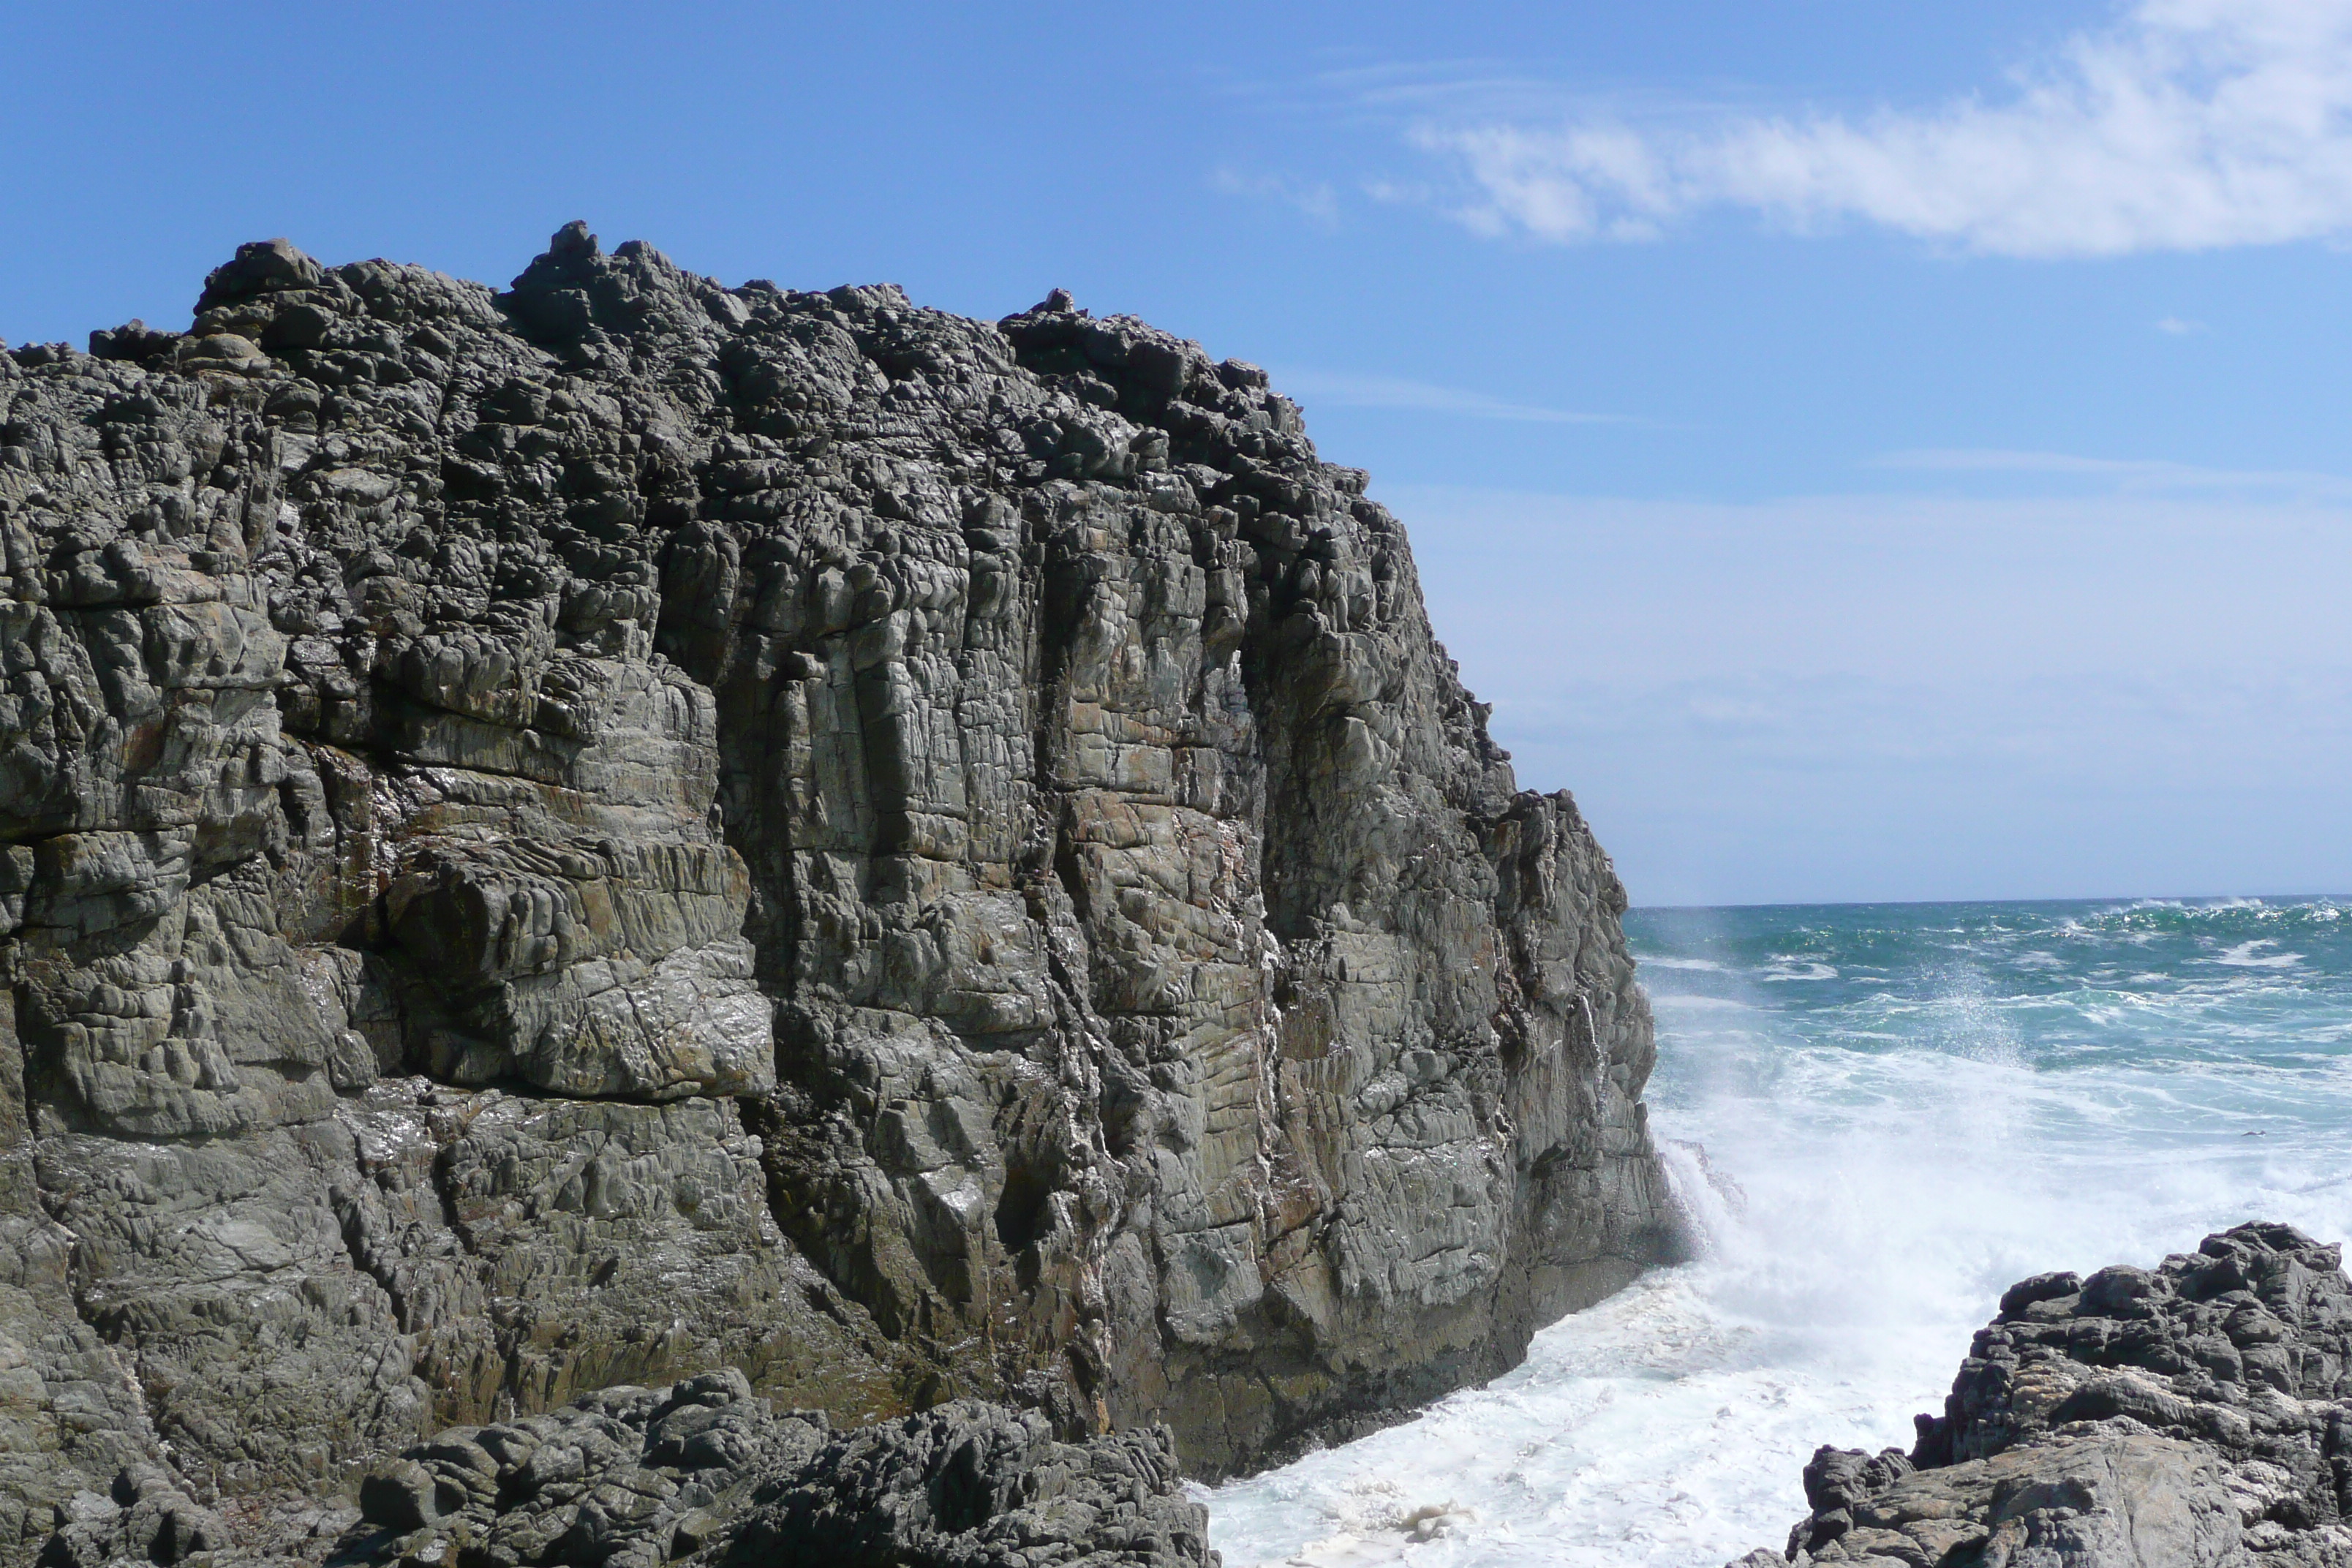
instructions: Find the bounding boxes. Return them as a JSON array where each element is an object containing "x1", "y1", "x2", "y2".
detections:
[
  {"x1": 0, "y1": 227, "x2": 1684, "y2": 1561},
  {"x1": 1737, "y1": 1223, "x2": 2352, "y2": 1567}
]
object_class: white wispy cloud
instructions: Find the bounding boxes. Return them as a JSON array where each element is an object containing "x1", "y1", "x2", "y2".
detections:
[
  {"x1": 2155, "y1": 315, "x2": 2206, "y2": 334},
  {"x1": 1271, "y1": 368, "x2": 1628, "y2": 423},
  {"x1": 1872, "y1": 447, "x2": 2352, "y2": 497},
  {"x1": 1210, "y1": 167, "x2": 1341, "y2": 227},
  {"x1": 1407, "y1": 0, "x2": 2352, "y2": 257}
]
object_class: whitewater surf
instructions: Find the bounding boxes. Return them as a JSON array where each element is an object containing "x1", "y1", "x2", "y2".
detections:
[{"x1": 1205, "y1": 897, "x2": 2352, "y2": 1567}]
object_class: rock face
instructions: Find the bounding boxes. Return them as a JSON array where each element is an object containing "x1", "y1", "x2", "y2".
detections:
[
  {"x1": 1736, "y1": 1222, "x2": 2352, "y2": 1567},
  {"x1": 0, "y1": 226, "x2": 1684, "y2": 1559}
]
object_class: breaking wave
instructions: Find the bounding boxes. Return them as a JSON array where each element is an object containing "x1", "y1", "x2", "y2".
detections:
[{"x1": 1206, "y1": 897, "x2": 2352, "y2": 1567}]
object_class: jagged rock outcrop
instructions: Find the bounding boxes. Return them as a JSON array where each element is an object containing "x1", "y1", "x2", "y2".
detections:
[
  {"x1": 0, "y1": 226, "x2": 1684, "y2": 1561},
  {"x1": 314, "y1": 1371, "x2": 1212, "y2": 1568},
  {"x1": 1733, "y1": 1222, "x2": 2352, "y2": 1567}
]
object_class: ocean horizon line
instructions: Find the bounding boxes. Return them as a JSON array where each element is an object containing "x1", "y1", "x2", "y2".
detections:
[{"x1": 1632, "y1": 889, "x2": 2351, "y2": 914}]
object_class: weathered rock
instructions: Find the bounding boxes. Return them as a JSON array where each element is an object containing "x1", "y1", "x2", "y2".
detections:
[
  {"x1": 335, "y1": 1372, "x2": 1213, "y2": 1567},
  {"x1": 32, "y1": 1464, "x2": 230, "y2": 1568},
  {"x1": 1733, "y1": 1221, "x2": 2352, "y2": 1566},
  {"x1": 0, "y1": 226, "x2": 1685, "y2": 1560}
]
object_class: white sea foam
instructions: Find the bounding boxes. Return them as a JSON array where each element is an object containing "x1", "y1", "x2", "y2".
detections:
[
  {"x1": 2211, "y1": 939, "x2": 2304, "y2": 968},
  {"x1": 1757, "y1": 961, "x2": 1838, "y2": 982},
  {"x1": 1207, "y1": 900, "x2": 2352, "y2": 1568}
]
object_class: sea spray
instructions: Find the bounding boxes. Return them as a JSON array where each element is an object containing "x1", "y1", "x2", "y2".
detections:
[{"x1": 1206, "y1": 897, "x2": 2352, "y2": 1567}]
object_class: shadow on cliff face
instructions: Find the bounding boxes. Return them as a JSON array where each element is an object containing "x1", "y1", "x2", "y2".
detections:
[{"x1": 0, "y1": 223, "x2": 1689, "y2": 1554}]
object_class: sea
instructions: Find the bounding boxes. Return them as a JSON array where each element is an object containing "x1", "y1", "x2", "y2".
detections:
[{"x1": 1204, "y1": 897, "x2": 2352, "y2": 1567}]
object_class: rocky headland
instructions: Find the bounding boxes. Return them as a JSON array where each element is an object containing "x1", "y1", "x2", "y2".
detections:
[
  {"x1": 1731, "y1": 1221, "x2": 2352, "y2": 1567},
  {"x1": 0, "y1": 227, "x2": 1686, "y2": 1562}
]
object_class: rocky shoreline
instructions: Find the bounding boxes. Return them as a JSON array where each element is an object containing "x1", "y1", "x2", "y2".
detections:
[
  {"x1": 48, "y1": 1373, "x2": 1218, "y2": 1567},
  {"x1": 4, "y1": 221, "x2": 2337, "y2": 1568},
  {"x1": 1730, "y1": 1221, "x2": 2352, "y2": 1567},
  {"x1": 0, "y1": 229, "x2": 1685, "y2": 1562}
]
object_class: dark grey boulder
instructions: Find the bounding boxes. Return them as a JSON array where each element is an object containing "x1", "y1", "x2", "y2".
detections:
[
  {"x1": 1732, "y1": 1221, "x2": 2352, "y2": 1567},
  {"x1": 335, "y1": 1375, "x2": 1213, "y2": 1567}
]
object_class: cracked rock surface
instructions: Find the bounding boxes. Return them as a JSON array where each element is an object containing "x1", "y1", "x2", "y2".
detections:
[
  {"x1": 0, "y1": 227, "x2": 1684, "y2": 1561},
  {"x1": 1732, "y1": 1222, "x2": 2352, "y2": 1567},
  {"x1": 331, "y1": 1370, "x2": 1212, "y2": 1568}
]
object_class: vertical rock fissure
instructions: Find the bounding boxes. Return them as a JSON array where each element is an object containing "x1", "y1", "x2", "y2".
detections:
[{"x1": 0, "y1": 232, "x2": 1692, "y2": 1542}]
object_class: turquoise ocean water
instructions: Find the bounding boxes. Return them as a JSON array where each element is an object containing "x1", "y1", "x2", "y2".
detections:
[{"x1": 1207, "y1": 897, "x2": 2352, "y2": 1567}]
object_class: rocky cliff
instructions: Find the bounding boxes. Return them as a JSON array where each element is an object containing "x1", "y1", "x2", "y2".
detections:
[
  {"x1": 0, "y1": 225, "x2": 1684, "y2": 1560},
  {"x1": 1733, "y1": 1223, "x2": 2352, "y2": 1567}
]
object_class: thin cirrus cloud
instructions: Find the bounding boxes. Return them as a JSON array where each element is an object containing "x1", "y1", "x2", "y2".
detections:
[
  {"x1": 1407, "y1": 0, "x2": 2352, "y2": 257},
  {"x1": 1270, "y1": 367, "x2": 1629, "y2": 424},
  {"x1": 1209, "y1": 167, "x2": 1341, "y2": 227},
  {"x1": 1870, "y1": 447, "x2": 2352, "y2": 497}
]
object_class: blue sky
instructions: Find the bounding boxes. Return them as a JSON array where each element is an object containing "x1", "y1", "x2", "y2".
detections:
[{"x1": 4, "y1": 1, "x2": 2348, "y2": 904}]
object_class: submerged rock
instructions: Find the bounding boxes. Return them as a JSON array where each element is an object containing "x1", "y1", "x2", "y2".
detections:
[
  {"x1": 1733, "y1": 1221, "x2": 2352, "y2": 1567},
  {"x1": 0, "y1": 227, "x2": 1685, "y2": 1561}
]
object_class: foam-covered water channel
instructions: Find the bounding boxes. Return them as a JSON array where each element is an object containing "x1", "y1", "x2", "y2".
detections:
[{"x1": 1205, "y1": 898, "x2": 2352, "y2": 1567}]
